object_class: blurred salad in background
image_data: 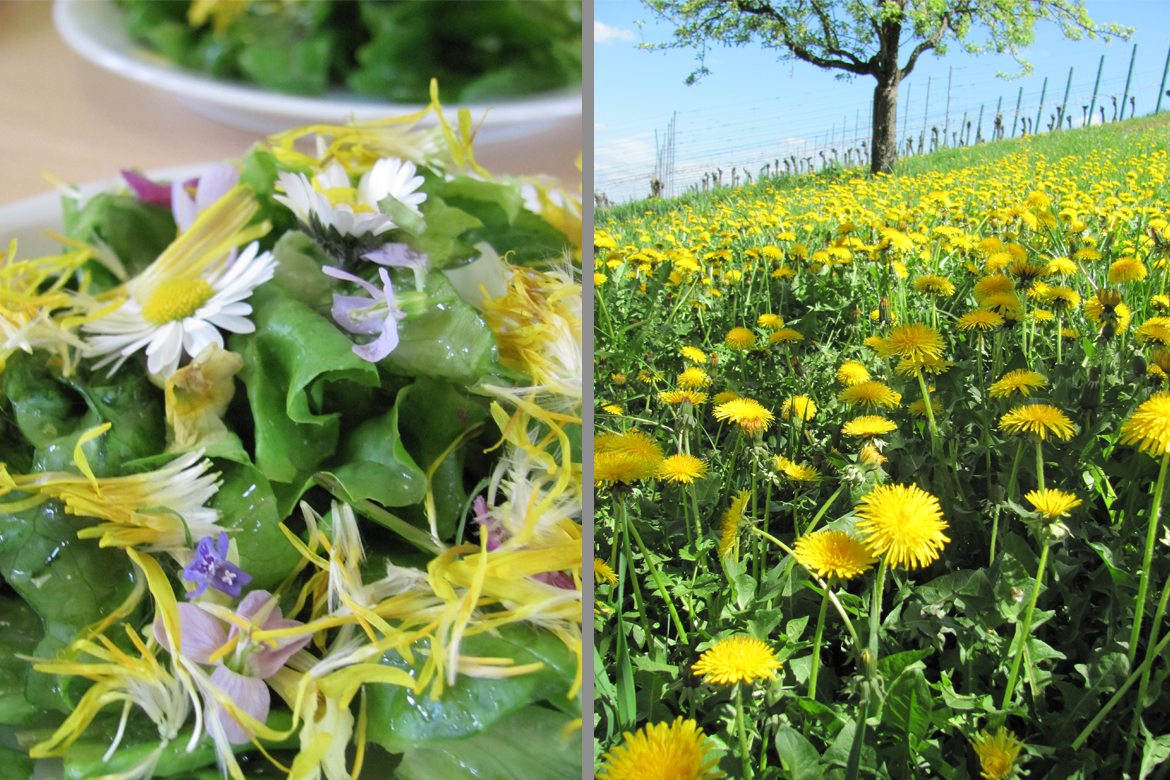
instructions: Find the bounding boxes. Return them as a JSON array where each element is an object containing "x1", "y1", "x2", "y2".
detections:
[{"x1": 115, "y1": 0, "x2": 583, "y2": 102}]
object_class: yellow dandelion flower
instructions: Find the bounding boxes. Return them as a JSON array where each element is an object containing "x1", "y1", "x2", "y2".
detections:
[
  {"x1": 678, "y1": 367, "x2": 712, "y2": 389},
  {"x1": 594, "y1": 558, "x2": 618, "y2": 585},
  {"x1": 973, "y1": 275, "x2": 1016, "y2": 303},
  {"x1": 843, "y1": 415, "x2": 898, "y2": 437},
  {"x1": 594, "y1": 272, "x2": 607, "y2": 286},
  {"x1": 874, "y1": 323, "x2": 944, "y2": 364},
  {"x1": 768, "y1": 328, "x2": 804, "y2": 344},
  {"x1": 913, "y1": 274, "x2": 956, "y2": 297},
  {"x1": 1042, "y1": 285, "x2": 1081, "y2": 312},
  {"x1": 681, "y1": 346, "x2": 707, "y2": 364},
  {"x1": 970, "y1": 727, "x2": 1023, "y2": 780},
  {"x1": 859, "y1": 444, "x2": 888, "y2": 467},
  {"x1": 757, "y1": 313, "x2": 785, "y2": 330},
  {"x1": 908, "y1": 397, "x2": 943, "y2": 417},
  {"x1": 863, "y1": 335, "x2": 886, "y2": 351},
  {"x1": 611, "y1": 373, "x2": 627, "y2": 385},
  {"x1": 1025, "y1": 488, "x2": 1082, "y2": 519},
  {"x1": 603, "y1": 403, "x2": 624, "y2": 416},
  {"x1": 712, "y1": 391, "x2": 740, "y2": 405},
  {"x1": 854, "y1": 484, "x2": 949, "y2": 570},
  {"x1": 658, "y1": 454, "x2": 709, "y2": 484},
  {"x1": 837, "y1": 361, "x2": 871, "y2": 386},
  {"x1": 781, "y1": 395, "x2": 817, "y2": 421},
  {"x1": 998, "y1": 404, "x2": 1076, "y2": 441},
  {"x1": 838, "y1": 381, "x2": 900, "y2": 409},
  {"x1": 1072, "y1": 247, "x2": 1102, "y2": 262},
  {"x1": 794, "y1": 530, "x2": 877, "y2": 580},
  {"x1": 680, "y1": 391, "x2": 709, "y2": 405},
  {"x1": 957, "y1": 310, "x2": 1005, "y2": 331},
  {"x1": 1152, "y1": 295, "x2": 1170, "y2": 312},
  {"x1": 773, "y1": 455, "x2": 822, "y2": 483},
  {"x1": 598, "y1": 718, "x2": 725, "y2": 780},
  {"x1": 691, "y1": 636, "x2": 781, "y2": 686},
  {"x1": 989, "y1": 369, "x2": 1048, "y2": 398},
  {"x1": 981, "y1": 292, "x2": 1024, "y2": 317},
  {"x1": 1109, "y1": 256, "x2": 1148, "y2": 283},
  {"x1": 725, "y1": 327, "x2": 756, "y2": 350},
  {"x1": 719, "y1": 490, "x2": 751, "y2": 556},
  {"x1": 659, "y1": 390, "x2": 687, "y2": 404},
  {"x1": 897, "y1": 355, "x2": 953, "y2": 376},
  {"x1": 1120, "y1": 392, "x2": 1170, "y2": 456},
  {"x1": 1045, "y1": 256, "x2": 1078, "y2": 276},
  {"x1": 713, "y1": 398, "x2": 774, "y2": 436},
  {"x1": 594, "y1": 431, "x2": 664, "y2": 484}
]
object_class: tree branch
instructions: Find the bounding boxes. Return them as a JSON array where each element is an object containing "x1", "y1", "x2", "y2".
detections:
[
  {"x1": 730, "y1": 0, "x2": 876, "y2": 75},
  {"x1": 899, "y1": 14, "x2": 950, "y2": 80}
]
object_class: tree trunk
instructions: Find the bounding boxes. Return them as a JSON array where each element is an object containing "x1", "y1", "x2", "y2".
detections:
[{"x1": 870, "y1": 19, "x2": 902, "y2": 175}]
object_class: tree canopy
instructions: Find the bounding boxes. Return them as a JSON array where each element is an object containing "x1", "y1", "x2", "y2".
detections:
[{"x1": 641, "y1": 0, "x2": 1131, "y2": 172}]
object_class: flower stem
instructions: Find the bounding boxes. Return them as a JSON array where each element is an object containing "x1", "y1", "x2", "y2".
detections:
[
  {"x1": 1007, "y1": 438, "x2": 1026, "y2": 504},
  {"x1": 1001, "y1": 541, "x2": 1051, "y2": 710},
  {"x1": 869, "y1": 558, "x2": 888, "y2": 659},
  {"x1": 1127, "y1": 451, "x2": 1170, "y2": 669},
  {"x1": 735, "y1": 684, "x2": 754, "y2": 780},
  {"x1": 596, "y1": 285, "x2": 617, "y2": 346},
  {"x1": 1125, "y1": 567, "x2": 1170, "y2": 771},
  {"x1": 1035, "y1": 438, "x2": 1045, "y2": 492},
  {"x1": 752, "y1": 527, "x2": 861, "y2": 650},
  {"x1": 627, "y1": 520, "x2": 689, "y2": 642},
  {"x1": 1073, "y1": 624, "x2": 1170, "y2": 749},
  {"x1": 808, "y1": 585, "x2": 831, "y2": 702},
  {"x1": 915, "y1": 368, "x2": 941, "y2": 458},
  {"x1": 620, "y1": 500, "x2": 655, "y2": 644}
]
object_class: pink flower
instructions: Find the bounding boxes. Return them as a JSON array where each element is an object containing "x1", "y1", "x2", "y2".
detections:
[{"x1": 154, "y1": 591, "x2": 311, "y2": 744}]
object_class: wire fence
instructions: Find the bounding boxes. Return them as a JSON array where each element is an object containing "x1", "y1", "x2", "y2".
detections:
[{"x1": 594, "y1": 44, "x2": 1170, "y2": 206}]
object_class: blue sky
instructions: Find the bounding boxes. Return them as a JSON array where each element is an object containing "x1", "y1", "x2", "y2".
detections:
[{"x1": 595, "y1": 1, "x2": 1170, "y2": 203}]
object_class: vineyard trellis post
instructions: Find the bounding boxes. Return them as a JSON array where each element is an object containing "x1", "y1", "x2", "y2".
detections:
[
  {"x1": 1012, "y1": 86, "x2": 1023, "y2": 137},
  {"x1": 1158, "y1": 44, "x2": 1170, "y2": 114},
  {"x1": 976, "y1": 103, "x2": 984, "y2": 143},
  {"x1": 995, "y1": 95, "x2": 1003, "y2": 140},
  {"x1": 921, "y1": 77, "x2": 931, "y2": 152},
  {"x1": 1058, "y1": 66, "x2": 1073, "y2": 130},
  {"x1": 1088, "y1": 54, "x2": 1105, "y2": 126},
  {"x1": 902, "y1": 82, "x2": 912, "y2": 150},
  {"x1": 944, "y1": 66, "x2": 953, "y2": 147},
  {"x1": 1120, "y1": 43, "x2": 1137, "y2": 120},
  {"x1": 1034, "y1": 76, "x2": 1047, "y2": 133}
]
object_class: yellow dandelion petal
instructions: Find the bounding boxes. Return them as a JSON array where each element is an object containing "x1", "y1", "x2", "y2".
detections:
[
  {"x1": 1120, "y1": 391, "x2": 1170, "y2": 456},
  {"x1": 913, "y1": 274, "x2": 955, "y2": 297},
  {"x1": 970, "y1": 727, "x2": 1023, "y2": 780},
  {"x1": 957, "y1": 310, "x2": 1005, "y2": 331},
  {"x1": 793, "y1": 530, "x2": 877, "y2": 580},
  {"x1": 713, "y1": 398, "x2": 774, "y2": 436},
  {"x1": 781, "y1": 395, "x2": 816, "y2": 421},
  {"x1": 678, "y1": 367, "x2": 712, "y2": 389},
  {"x1": 712, "y1": 391, "x2": 740, "y2": 405},
  {"x1": 658, "y1": 454, "x2": 709, "y2": 484},
  {"x1": 1109, "y1": 256, "x2": 1147, "y2": 283},
  {"x1": 854, "y1": 484, "x2": 949, "y2": 570},
  {"x1": 768, "y1": 328, "x2": 804, "y2": 344},
  {"x1": 757, "y1": 313, "x2": 785, "y2": 330},
  {"x1": 598, "y1": 717, "x2": 725, "y2": 780},
  {"x1": 989, "y1": 369, "x2": 1048, "y2": 399},
  {"x1": 725, "y1": 327, "x2": 756, "y2": 350},
  {"x1": 874, "y1": 323, "x2": 944, "y2": 364},
  {"x1": 1024, "y1": 488, "x2": 1082, "y2": 519},
  {"x1": 998, "y1": 404, "x2": 1076, "y2": 441},
  {"x1": 843, "y1": 415, "x2": 898, "y2": 437},
  {"x1": 719, "y1": 490, "x2": 751, "y2": 556},
  {"x1": 681, "y1": 346, "x2": 707, "y2": 364},
  {"x1": 594, "y1": 558, "x2": 618, "y2": 585},
  {"x1": 837, "y1": 361, "x2": 871, "y2": 386},
  {"x1": 838, "y1": 381, "x2": 900, "y2": 409},
  {"x1": 691, "y1": 636, "x2": 781, "y2": 686}
]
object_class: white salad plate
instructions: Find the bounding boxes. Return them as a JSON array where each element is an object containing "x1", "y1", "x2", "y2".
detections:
[{"x1": 53, "y1": 0, "x2": 582, "y2": 142}]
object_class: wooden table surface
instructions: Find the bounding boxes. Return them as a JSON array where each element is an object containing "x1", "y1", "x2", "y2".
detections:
[{"x1": 0, "y1": 1, "x2": 583, "y2": 207}]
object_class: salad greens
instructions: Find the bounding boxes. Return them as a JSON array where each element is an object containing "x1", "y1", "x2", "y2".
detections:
[
  {"x1": 116, "y1": 0, "x2": 583, "y2": 103},
  {"x1": 0, "y1": 93, "x2": 582, "y2": 778}
]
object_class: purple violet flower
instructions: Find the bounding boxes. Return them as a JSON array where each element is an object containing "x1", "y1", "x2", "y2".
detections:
[
  {"x1": 322, "y1": 265, "x2": 406, "y2": 362},
  {"x1": 182, "y1": 532, "x2": 252, "y2": 600},
  {"x1": 362, "y1": 243, "x2": 430, "y2": 292},
  {"x1": 154, "y1": 591, "x2": 311, "y2": 745}
]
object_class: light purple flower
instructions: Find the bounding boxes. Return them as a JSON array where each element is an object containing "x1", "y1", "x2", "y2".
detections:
[
  {"x1": 171, "y1": 163, "x2": 240, "y2": 233},
  {"x1": 322, "y1": 265, "x2": 406, "y2": 362},
  {"x1": 362, "y1": 243, "x2": 430, "y2": 293},
  {"x1": 154, "y1": 591, "x2": 311, "y2": 744},
  {"x1": 121, "y1": 170, "x2": 190, "y2": 207},
  {"x1": 182, "y1": 533, "x2": 252, "y2": 600}
]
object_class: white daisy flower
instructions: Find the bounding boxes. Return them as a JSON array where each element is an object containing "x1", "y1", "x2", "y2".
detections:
[
  {"x1": 273, "y1": 158, "x2": 426, "y2": 240},
  {"x1": 84, "y1": 241, "x2": 276, "y2": 378}
]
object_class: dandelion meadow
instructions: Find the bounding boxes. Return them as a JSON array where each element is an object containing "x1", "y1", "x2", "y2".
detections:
[{"x1": 594, "y1": 116, "x2": 1170, "y2": 778}]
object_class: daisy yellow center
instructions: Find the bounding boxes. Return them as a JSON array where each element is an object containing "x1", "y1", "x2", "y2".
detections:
[
  {"x1": 317, "y1": 185, "x2": 376, "y2": 213},
  {"x1": 141, "y1": 278, "x2": 214, "y2": 325}
]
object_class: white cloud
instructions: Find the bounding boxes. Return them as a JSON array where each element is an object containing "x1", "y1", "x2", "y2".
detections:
[
  {"x1": 595, "y1": 21, "x2": 634, "y2": 44},
  {"x1": 595, "y1": 123, "x2": 608, "y2": 132},
  {"x1": 595, "y1": 133, "x2": 656, "y2": 176}
]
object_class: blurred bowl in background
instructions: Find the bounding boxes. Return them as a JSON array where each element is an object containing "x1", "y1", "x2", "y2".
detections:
[{"x1": 54, "y1": 0, "x2": 582, "y2": 143}]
